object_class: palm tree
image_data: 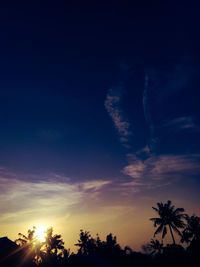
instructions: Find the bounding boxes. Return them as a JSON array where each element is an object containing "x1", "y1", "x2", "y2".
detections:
[
  {"x1": 181, "y1": 215, "x2": 200, "y2": 244},
  {"x1": 15, "y1": 227, "x2": 37, "y2": 264},
  {"x1": 142, "y1": 239, "x2": 163, "y2": 255},
  {"x1": 150, "y1": 200, "x2": 186, "y2": 244},
  {"x1": 15, "y1": 227, "x2": 36, "y2": 247},
  {"x1": 45, "y1": 227, "x2": 65, "y2": 258},
  {"x1": 75, "y1": 230, "x2": 96, "y2": 255}
]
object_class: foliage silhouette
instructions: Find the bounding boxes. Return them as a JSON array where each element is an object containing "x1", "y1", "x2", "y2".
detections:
[
  {"x1": 75, "y1": 230, "x2": 96, "y2": 255},
  {"x1": 180, "y1": 215, "x2": 200, "y2": 244},
  {"x1": 15, "y1": 226, "x2": 36, "y2": 246},
  {"x1": 40, "y1": 227, "x2": 67, "y2": 266},
  {"x1": 15, "y1": 226, "x2": 41, "y2": 265},
  {"x1": 142, "y1": 239, "x2": 163, "y2": 255},
  {"x1": 0, "y1": 201, "x2": 200, "y2": 267},
  {"x1": 45, "y1": 227, "x2": 65, "y2": 256},
  {"x1": 150, "y1": 200, "x2": 186, "y2": 244}
]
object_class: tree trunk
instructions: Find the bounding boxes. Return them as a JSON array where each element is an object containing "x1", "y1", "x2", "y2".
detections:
[{"x1": 169, "y1": 224, "x2": 176, "y2": 244}]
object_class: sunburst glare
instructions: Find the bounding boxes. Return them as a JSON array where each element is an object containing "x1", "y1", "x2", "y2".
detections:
[{"x1": 34, "y1": 226, "x2": 47, "y2": 242}]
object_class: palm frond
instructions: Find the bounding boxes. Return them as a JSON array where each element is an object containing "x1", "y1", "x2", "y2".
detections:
[
  {"x1": 171, "y1": 224, "x2": 182, "y2": 237},
  {"x1": 152, "y1": 207, "x2": 158, "y2": 212},
  {"x1": 162, "y1": 226, "x2": 167, "y2": 239},
  {"x1": 154, "y1": 224, "x2": 163, "y2": 237}
]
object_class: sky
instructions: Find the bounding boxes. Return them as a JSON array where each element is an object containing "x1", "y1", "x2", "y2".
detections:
[{"x1": 0, "y1": 3, "x2": 200, "y2": 251}]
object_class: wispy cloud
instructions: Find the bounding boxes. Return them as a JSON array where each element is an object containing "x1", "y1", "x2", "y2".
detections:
[
  {"x1": 161, "y1": 116, "x2": 200, "y2": 132},
  {"x1": 123, "y1": 153, "x2": 200, "y2": 183},
  {"x1": 105, "y1": 88, "x2": 131, "y2": 146},
  {"x1": 0, "y1": 172, "x2": 110, "y2": 224}
]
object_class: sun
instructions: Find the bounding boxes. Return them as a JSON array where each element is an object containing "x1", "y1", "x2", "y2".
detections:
[{"x1": 34, "y1": 226, "x2": 47, "y2": 242}]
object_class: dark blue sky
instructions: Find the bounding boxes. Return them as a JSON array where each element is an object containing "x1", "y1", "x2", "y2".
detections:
[{"x1": 1, "y1": 4, "x2": 199, "y2": 180}]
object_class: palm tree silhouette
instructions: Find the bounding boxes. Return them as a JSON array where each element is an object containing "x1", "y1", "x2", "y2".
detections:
[
  {"x1": 150, "y1": 200, "x2": 186, "y2": 244},
  {"x1": 15, "y1": 227, "x2": 36, "y2": 247},
  {"x1": 142, "y1": 239, "x2": 163, "y2": 255},
  {"x1": 149, "y1": 239, "x2": 163, "y2": 255},
  {"x1": 45, "y1": 227, "x2": 65, "y2": 257},
  {"x1": 75, "y1": 230, "x2": 96, "y2": 255},
  {"x1": 15, "y1": 227, "x2": 38, "y2": 264},
  {"x1": 181, "y1": 215, "x2": 200, "y2": 244}
]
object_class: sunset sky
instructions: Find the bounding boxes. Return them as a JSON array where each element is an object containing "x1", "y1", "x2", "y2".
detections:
[{"x1": 0, "y1": 4, "x2": 200, "y2": 251}]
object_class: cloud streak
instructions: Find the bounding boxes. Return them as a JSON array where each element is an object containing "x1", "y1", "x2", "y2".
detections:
[
  {"x1": 161, "y1": 116, "x2": 200, "y2": 132},
  {"x1": 123, "y1": 153, "x2": 200, "y2": 182},
  {"x1": 105, "y1": 88, "x2": 131, "y2": 146},
  {"x1": 0, "y1": 172, "x2": 110, "y2": 224}
]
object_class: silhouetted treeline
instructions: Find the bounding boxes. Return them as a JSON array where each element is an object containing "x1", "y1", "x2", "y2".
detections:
[{"x1": 0, "y1": 201, "x2": 200, "y2": 267}]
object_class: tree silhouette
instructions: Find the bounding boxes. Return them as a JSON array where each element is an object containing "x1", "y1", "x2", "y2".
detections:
[
  {"x1": 102, "y1": 233, "x2": 122, "y2": 258},
  {"x1": 142, "y1": 239, "x2": 163, "y2": 255},
  {"x1": 150, "y1": 200, "x2": 186, "y2": 244},
  {"x1": 14, "y1": 227, "x2": 67, "y2": 266},
  {"x1": 45, "y1": 227, "x2": 65, "y2": 258},
  {"x1": 181, "y1": 215, "x2": 200, "y2": 244},
  {"x1": 15, "y1": 227, "x2": 39, "y2": 265},
  {"x1": 15, "y1": 227, "x2": 36, "y2": 247},
  {"x1": 106, "y1": 233, "x2": 117, "y2": 248},
  {"x1": 105, "y1": 233, "x2": 121, "y2": 253},
  {"x1": 3, "y1": 205, "x2": 199, "y2": 267},
  {"x1": 75, "y1": 230, "x2": 96, "y2": 255},
  {"x1": 124, "y1": 245, "x2": 133, "y2": 255}
]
